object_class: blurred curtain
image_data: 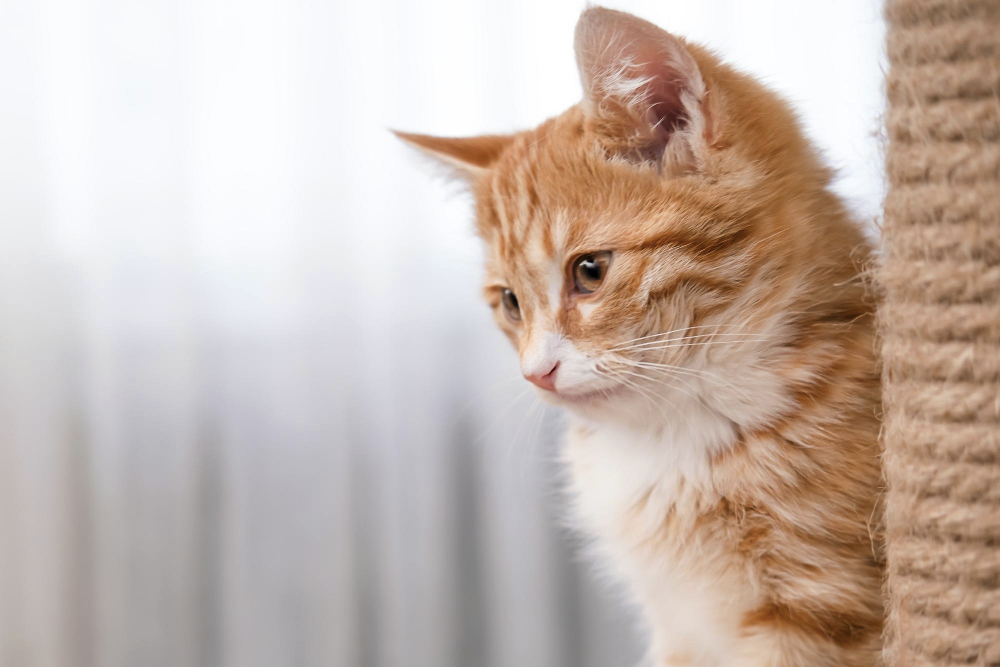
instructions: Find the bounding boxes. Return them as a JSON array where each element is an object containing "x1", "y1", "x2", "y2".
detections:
[{"x1": 0, "y1": 1, "x2": 883, "y2": 667}]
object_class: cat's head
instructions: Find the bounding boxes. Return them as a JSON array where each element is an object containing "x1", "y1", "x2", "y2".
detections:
[{"x1": 397, "y1": 7, "x2": 865, "y2": 427}]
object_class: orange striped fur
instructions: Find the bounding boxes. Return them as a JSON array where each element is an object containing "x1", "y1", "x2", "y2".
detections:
[{"x1": 397, "y1": 7, "x2": 883, "y2": 666}]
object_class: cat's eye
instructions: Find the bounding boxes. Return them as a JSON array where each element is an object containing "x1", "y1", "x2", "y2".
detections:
[
  {"x1": 572, "y1": 251, "x2": 612, "y2": 295},
  {"x1": 501, "y1": 288, "x2": 521, "y2": 322}
]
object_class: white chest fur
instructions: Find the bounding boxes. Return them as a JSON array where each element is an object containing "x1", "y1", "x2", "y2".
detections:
[{"x1": 563, "y1": 405, "x2": 753, "y2": 666}]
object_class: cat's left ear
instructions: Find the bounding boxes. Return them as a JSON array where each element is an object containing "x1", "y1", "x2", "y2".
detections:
[
  {"x1": 574, "y1": 8, "x2": 720, "y2": 174},
  {"x1": 393, "y1": 130, "x2": 513, "y2": 181}
]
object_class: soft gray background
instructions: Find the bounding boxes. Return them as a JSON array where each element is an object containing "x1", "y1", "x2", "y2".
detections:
[{"x1": 0, "y1": 1, "x2": 884, "y2": 666}]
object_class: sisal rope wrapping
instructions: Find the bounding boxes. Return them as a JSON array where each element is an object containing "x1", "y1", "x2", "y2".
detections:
[{"x1": 882, "y1": 0, "x2": 1000, "y2": 664}]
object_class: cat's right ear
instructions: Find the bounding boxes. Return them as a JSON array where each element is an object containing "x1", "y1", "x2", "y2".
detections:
[
  {"x1": 392, "y1": 131, "x2": 512, "y2": 181},
  {"x1": 574, "y1": 7, "x2": 720, "y2": 174}
]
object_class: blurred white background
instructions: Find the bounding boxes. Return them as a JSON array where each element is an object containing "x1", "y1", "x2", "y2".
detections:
[{"x1": 0, "y1": 1, "x2": 885, "y2": 666}]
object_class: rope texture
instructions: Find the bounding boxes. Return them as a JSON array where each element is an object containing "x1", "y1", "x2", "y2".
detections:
[{"x1": 882, "y1": 0, "x2": 1000, "y2": 664}]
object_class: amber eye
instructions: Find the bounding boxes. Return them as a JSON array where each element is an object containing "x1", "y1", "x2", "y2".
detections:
[
  {"x1": 501, "y1": 288, "x2": 521, "y2": 322},
  {"x1": 572, "y1": 251, "x2": 612, "y2": 294}
]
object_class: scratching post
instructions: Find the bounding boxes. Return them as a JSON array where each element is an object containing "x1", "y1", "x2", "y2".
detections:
[{"x1": 881, "y1": 0, "x2": 1000, "y2": 665}]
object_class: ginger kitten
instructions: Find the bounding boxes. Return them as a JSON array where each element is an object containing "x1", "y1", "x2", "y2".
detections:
[{"x1": 397, "y1": 7, "x2": 883, "y2": 666}]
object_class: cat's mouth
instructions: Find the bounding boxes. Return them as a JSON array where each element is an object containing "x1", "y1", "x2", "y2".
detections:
[{"x1": 549, "y1": 385, "x2": 622, "y2": 404}]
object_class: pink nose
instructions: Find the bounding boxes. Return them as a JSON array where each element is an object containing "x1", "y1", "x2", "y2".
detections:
[{"x1": 525, "y1": 362, "x2": 559, "y2": 391}]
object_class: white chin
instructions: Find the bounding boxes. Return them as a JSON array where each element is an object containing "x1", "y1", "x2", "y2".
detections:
[{"x1": 548, "y1": 386, "x2": 622, "y2": 406}]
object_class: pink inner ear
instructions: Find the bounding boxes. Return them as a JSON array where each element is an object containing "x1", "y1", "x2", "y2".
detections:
[
  {"x1": 644, "y1": 71, "x2": 691, "y2": 143},
  {"x1": 624, "y1": 40, "x2": 697, "y2": 143}
]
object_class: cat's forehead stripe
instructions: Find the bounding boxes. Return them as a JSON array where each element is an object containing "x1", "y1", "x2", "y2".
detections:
[
  {"x1": 514, "y1": 166, "x2": 540, "y2": 232},
  {"x1": 479, "y1": 126, "x2": 762, "y2": 330}
]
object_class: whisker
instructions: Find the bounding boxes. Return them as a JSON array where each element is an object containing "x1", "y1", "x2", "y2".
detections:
[
  {"x1": 616, "y1": 338, "x2": 774, "y2": 353},
  {"x1": 620, "y1": 359, "x2": 755, "y2": 405},
  {"x1": 506, "y1": 397, "x2": 541, "y2": 470},
  {"x1": 615, "y1": 338, "x2": 769, "y2": 354},
  {"x1": 475, "y1": 385, "x2": 533, "y2": 445},
  {"x1": 619, "y1": 364, "x2": 704, "y2": 405},
  {"x1": 611, "y1": 331, "x2": 772, "y2": 352},
  {"x1": 610, "y1": 324, "x2": 761, "y2": 349},
  {"x1": 520, "y1": 400, "x2": 550, "y2": 485},
  {"x1": 622, "y1": 360, "x2": 725, "y2": 385},
  {"x1": 597, "y1": 365, "x2": 677, "y2": 421},
  {"x1": 606, "y1": 365, "x2": 700, "y2": 415}
]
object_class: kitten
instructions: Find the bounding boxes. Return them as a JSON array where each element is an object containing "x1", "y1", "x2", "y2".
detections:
[{"x1": 397, "y1": 7, "x2": 883, "y2": 667}]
